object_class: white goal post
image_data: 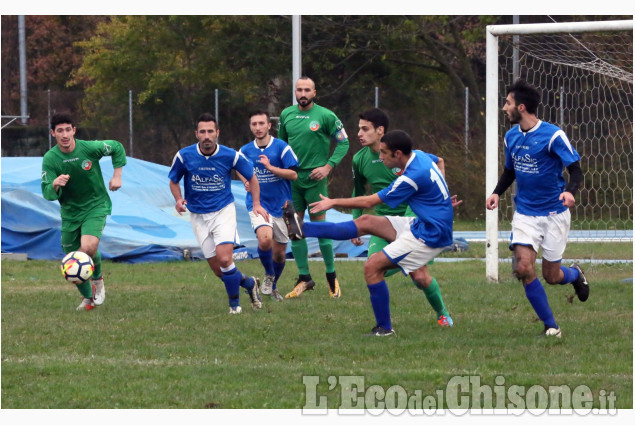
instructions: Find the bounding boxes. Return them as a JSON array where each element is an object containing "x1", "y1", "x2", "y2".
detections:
[{"x1": 485, "y1": 20, "x2": 633, "y2": 282}]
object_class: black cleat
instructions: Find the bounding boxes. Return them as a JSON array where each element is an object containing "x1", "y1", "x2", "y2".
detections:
[
  {"x1": 570, "y1": 263, "x2": 589, "y2": 302},
  {"x1": 282, "y1": 200, "x2": 304, "y2": 240},
  {"x1": 366, "y1": 326, "x2": 396, "y2": 337}
]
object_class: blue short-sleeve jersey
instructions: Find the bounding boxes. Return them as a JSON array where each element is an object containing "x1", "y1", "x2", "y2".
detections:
[
  {"x1": 378, "y1": 150, "x2": 453, "y2": 248},
  {"x1": 504, "y1": 120, "x2": 580, "y2": 216},
  {"x1": 239, "y1": 137, "x2": 298, "y2": 217},
  {"x1": 168, "y1": 143, "x2": 254, "y2": 214}
]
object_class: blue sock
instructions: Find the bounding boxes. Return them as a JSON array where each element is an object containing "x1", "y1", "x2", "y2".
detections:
[
  {"x1": 524, "y1": 278, "x2": 558, "y2": 329},
  {"x1": 367, "y1": 280, "x2": 392, "y2": 330},
  {"x1": 304, "y1": 220, "x2": 358, "y2": 240},
  {"x1": 258, "y1": 247, "x2": 275, "y2": 276},
  {"x1": 222, "y1": 267, "x2": 242, "y2": 308},
  {"x1": 273, "y1": 260, "x2": 285, "y2": 290},
  {"x1": 559, "y1": 266, "x2": 579, "y2": 284}
]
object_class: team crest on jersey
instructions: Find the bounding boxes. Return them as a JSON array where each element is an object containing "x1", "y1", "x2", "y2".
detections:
[
  {"x1": 309, "y1": 121, "x2": 320, "y2": 131},
  {"x1": 393, "y1": 167, "x2": 403, "y2": 176},
  {"x1": 335, "y1": 129, "x2": 348, "y2": 142},
  {"x1": 82, "y1": 160, "x2": 92, "y2": 170}
]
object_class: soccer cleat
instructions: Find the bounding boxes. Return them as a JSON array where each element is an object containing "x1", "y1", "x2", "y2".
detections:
[
  {"x1": 247, "y1": 277, "x2": 262, "y2": 309},
  {"x1": 284, "y1": 278, "x2": 316, "y2": 298},
  {"x1": 229, "y1": 306, "x2": 243, "y2": 314},
  {"x1": 93, "y1": 277, "x2": 106, "y2": 305},
  {"x1": 328, "y1": 278, "x2": 341, "y2": 298},
  {"x1": 270, "y1": 289, "x2": 284, "y2": 301},
  {"x1": 261, "y1": 275, "x2": 275, "y2": 295},
  {"x1": 541, "y1": 326, "x2": 562, "y2": 338},
  {"x1": 76, "y1": 297, "x2": 95, "y2": 311},
  {"x1": 282, "y1": 200, "x2": 304, "y2": 240},
  {"x1": 570, "y1": 263, "x2": 589, "y2": 302},
  {"x1": 437, "y1": 315, "x2": 454, "y2": 327},
  {"x1": 367, "y1": 326, "x2": 396, "y2": 336}
]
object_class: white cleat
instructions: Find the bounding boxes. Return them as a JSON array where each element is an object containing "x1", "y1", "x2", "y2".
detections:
[
  {"x1": 93, "y1": 277, "x2": 106, "y2": 305},
  {"x1": 229, "y1": 306, "x2": 243, "y2": 315}
]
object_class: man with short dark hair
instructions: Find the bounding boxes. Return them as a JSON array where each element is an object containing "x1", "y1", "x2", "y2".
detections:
[
  {"x1": 238, "y1": 110, "x2": 299, "y2": 301},
  {"x1": 486, "y1": 79, "x2": 588, "y2": 338},
  {"x1": 169, "y1": 113, "x2": 267, "y2": 314},
  {"x1": 286, "y1": 130, "x2": 455, "y2": 336},
  {"x1": 41, "y1": 113, "x2": 127, "y2": 311}
]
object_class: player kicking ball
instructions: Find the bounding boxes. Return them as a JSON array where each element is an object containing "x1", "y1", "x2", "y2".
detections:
[
  {"x1": 41, "y1": 113, "x2": 126, "y2": 311},
  {"x1": 284, "y1": 130, "x2": 455, "y2": 336}
]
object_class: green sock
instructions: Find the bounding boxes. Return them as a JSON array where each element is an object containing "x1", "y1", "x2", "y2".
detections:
[
  {"x1": 420, "y1": 278, "x2": 449, "y2": 318},
  {"x1": 318, "y1": 238, "x2": 335, "y2": 274},
  {"x1": 291, "y1": 239, "x2": 310, "y2": 275},
  {"x1": 76, "y1": 280, "x2": 94, "y2": 298},
  {"x1": 91, "y1": 250, "x2": 102, "y2": 280}
]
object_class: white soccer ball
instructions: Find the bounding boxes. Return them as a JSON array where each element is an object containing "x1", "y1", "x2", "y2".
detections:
[{"x1": 61, "y1": 251, "x2": 95, "y2": 284}]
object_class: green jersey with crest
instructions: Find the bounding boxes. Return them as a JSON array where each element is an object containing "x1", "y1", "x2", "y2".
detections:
[
  {"x1": 351, "y1": 146, "x2": 408, "y2": 219},
  {"x1": 41, "y1": 139, "x2": 127, "y2": 226},
  {"x1": 278, "y1": 103, "x2": 349, "y2": 171}
]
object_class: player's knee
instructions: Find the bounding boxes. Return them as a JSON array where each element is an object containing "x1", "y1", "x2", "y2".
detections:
[
  {"x1": 542, "y1": 270, "x2": 561, "y2": 285},
  {"x1": 513, "y1": 260, "x2": 533, "y2": 281},
  {"x1": 79, "y1": 246, "x2": 97, "y2": 258},
  {"x1": 363, "y1": 260, "x2": 382, "y2": 282}
]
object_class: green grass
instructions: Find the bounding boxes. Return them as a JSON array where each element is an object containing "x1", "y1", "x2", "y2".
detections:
[{"x1": 1, "y1": 256, "x2": 632, "y2": 409}]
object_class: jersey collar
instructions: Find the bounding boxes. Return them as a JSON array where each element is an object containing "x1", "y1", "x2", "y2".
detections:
[
  {"x1": 253, "y1": 135, "x2": 274, "y2": 150},
  {"x1": 197, "y1": 142, "x2": 220, "y2": 157}
]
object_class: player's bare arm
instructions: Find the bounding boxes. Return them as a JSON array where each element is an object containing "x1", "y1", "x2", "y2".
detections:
[
  {"x1": 309, "y1": 164, "x2": 332, "y2": 181},
  {"x1": 109, "y1": 167, "x2": 123, "y2": 191},
  {"x1": 310, "y1": 193, "x2": 382, "y2": 214},
  {"x1": 248, "y1": 174, "x2": 269, "y2": 222},
  {"x1": 169, "y1": 180, "x2": 187, "y2": 215},
  {"x1": 259, "y1": 154, "x2": 297, "y2": 181}
]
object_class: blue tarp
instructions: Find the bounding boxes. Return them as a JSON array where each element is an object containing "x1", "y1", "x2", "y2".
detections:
[{"x1": 1, "y1": 156, "x2": 367, "y2": 262}]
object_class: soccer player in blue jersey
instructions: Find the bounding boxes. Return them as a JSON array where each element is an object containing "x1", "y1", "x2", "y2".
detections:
[
  {"x1": 286, "y1": 130, "x2": 455, "y2": 336},
  {"x1": 486, "y1": 79, "x2": 588, "y2": 338},
  {"x1": 351, "y1": 108, "x2": 454, "y2": 327},
  {"x1": 238, "y1": 110, "x2": 299, "y2": 301},
  {"x1": 169, "y1": 113, "x2": 268, "y2": 314}
]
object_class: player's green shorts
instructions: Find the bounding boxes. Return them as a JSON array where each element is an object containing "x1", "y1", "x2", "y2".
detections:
[
  {"x1": 61, "y1": 212, "x2": 107, "y2": 253},
  {"x1": 291, "y1": 170, "x2": 328, "y2": 218}
]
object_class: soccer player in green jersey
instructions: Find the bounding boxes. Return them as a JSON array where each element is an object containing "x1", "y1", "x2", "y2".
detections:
[
  {"x1": 278, "y1": 76, "x2": 350, "y2": 299},
  {"x1": 351, "y1": 108, "x2": 454, "y2": 327},
  {"x1": 41, "y1": 113, "x2": 127, "y2": 311}
]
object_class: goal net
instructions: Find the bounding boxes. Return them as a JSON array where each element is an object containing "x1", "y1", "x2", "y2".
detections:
[{"x1": 485, "y1": 20, "x2": 633, "y2": 281}]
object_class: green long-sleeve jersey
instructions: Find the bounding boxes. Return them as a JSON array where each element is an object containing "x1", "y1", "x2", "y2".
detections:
[
  {"x1": 351, "y1": 146, "x2": 408, "y2": 219},
  {"x1": 278, "y1": 103, "x2": 349, "y2": 170},
  {"x1": 41, "y1": 139, "x2": 127, "y2": 224}
]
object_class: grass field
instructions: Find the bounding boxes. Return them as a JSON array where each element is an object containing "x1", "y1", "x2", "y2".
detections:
[{"x1": 1, "y1": 245, "x2": 632, "y2": 411}]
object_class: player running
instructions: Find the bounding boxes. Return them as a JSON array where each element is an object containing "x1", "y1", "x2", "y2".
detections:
[
  {"x1": 169, "y1": 113, "x2": 266, "y2": 314},
  {"x1": 41, "y1": 113, "x2": 126, "y2": 311},
  {"x1": 486, "y1": 79, "x2": 589, "y2": 338},
  {"x1": 238, "y1": 110, "x2": 299, "y2": 301}
]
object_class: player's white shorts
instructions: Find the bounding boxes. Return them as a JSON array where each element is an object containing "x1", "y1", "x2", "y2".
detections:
[
  {"x1": 382, "y1": 216, "x2": 447, "y2": 275},
  {"x1": 510, "y1": 209, "x2": 571, "y2": 262},
  {"x1": 190, "y1": 203, "x2": 238, "y2": 258},
  {"x1": 248, "y1": 211, "x2": 289, "y2": 244}
]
